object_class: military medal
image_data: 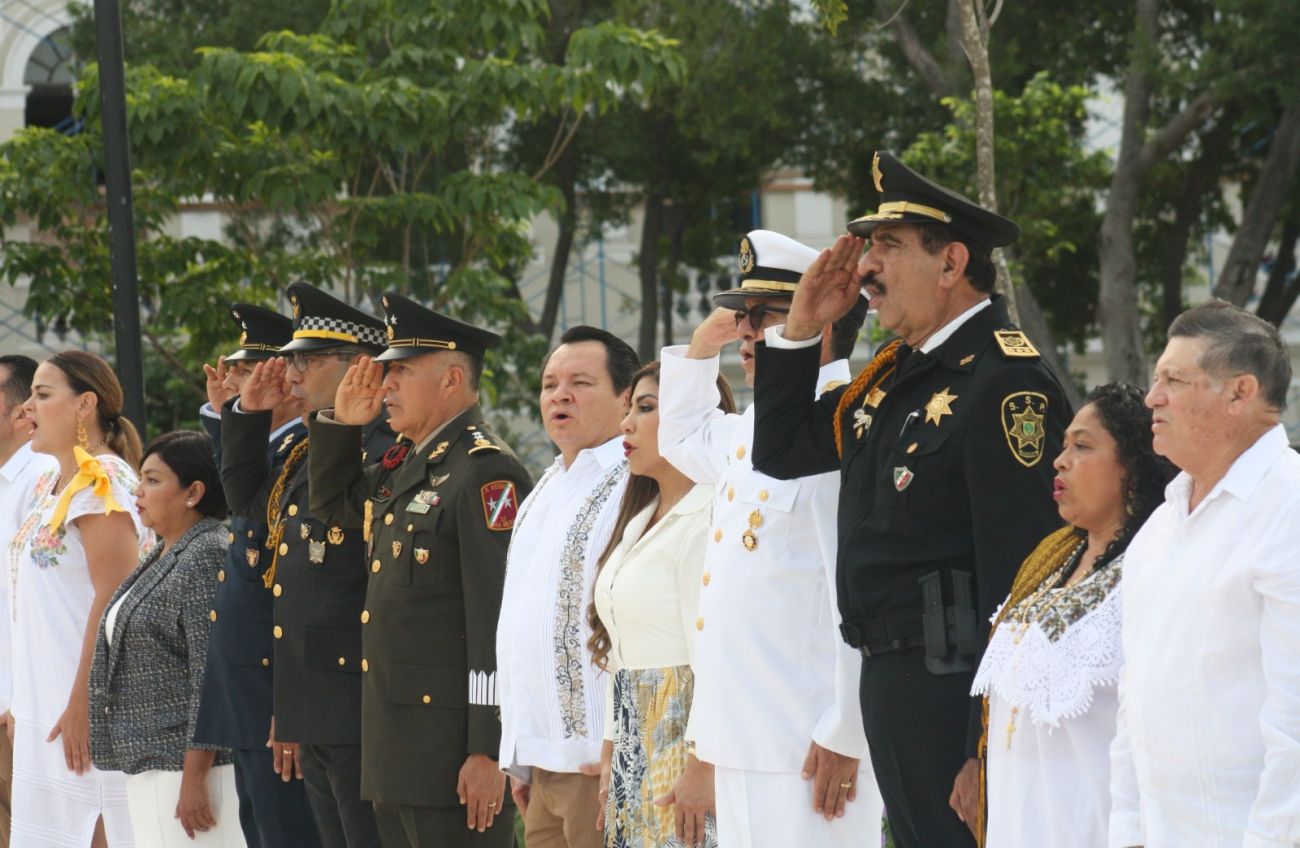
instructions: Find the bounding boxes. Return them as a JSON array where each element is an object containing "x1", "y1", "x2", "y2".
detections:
[
  {"x1": 893, "y1": 466, "x2": 914, "y2": 491},
  {"x1": 246, "y1": 548, "x2": 260, "y2": 567},
  {"x1": 742, "y1": 529, "x2": 758, "y2": 551},
  {"x1": 405, "y1": 501, "x2": 431, "y2": 514},
  {"x1": 392, "y1": 541, "x2": 403, "y2": 558},
  {"x1": 414, "y1": 490, "x2": 440, "y2": 507},
  {"x1": 415, "y1": 548, "x2": 429, "y2": 565},
  {"x1": 308, "y1": 539, "x2": 326, "y2": 564},
  {"x1": 853, "y1": 408, "x2": 873, "y2": 439},
  {"x1": 748, "y1": 509, "x2": 763, "y2": 529},
  {"x1": 299, "y1": 524, "x2": 311, "y2": 540},
  {"x1": 327, "y1": 527, "x2": 345, "y2": 545}
]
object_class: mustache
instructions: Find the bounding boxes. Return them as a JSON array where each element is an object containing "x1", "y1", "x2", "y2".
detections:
[{"x1": 860, "y1": 273, "x2": 884, "y2": 292}]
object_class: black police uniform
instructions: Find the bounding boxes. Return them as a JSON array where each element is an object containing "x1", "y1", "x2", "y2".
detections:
[
  {"x1": 309, "y1": 293, "x2": 532, "y2": 848},
  {"x1": 751, "y1": 153, "x2": 1071, "y2": 848},
  {"x1": 221, "y1": 284, "x2": 395, "y2": 848},
  {"x1": 194, "y1": 303, "x2": 321, "y2": 848}
]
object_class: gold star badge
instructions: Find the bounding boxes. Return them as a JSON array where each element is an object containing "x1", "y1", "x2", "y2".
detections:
[{"x1": 924, "y1": 387, "x2": 958, "y2": 426}]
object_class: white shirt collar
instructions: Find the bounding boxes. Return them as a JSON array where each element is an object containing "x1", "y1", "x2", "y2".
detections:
[
  {"x1": 0, "y1": 442, "x2": 36, "y2": 483},
  {"x1": 919, "y1": 298, "x2": 991, "y2": 354},
  {"x1": 554, "y1": 434, "x2": 626, "y2": 473},
  {"x1": 1167, "y1": 424, "x2": 1291, "y2": 515},
  {"x1": 268, "y1": 418, "x2": 300, "y2": 445}
]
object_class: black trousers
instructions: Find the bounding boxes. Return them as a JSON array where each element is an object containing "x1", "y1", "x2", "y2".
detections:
[
  {"x1": 299, "y1": 743, "x2": 382, "y2": 848},
  {"x1": 860, "y1": 651, "x2": 977, "y2": 848},
  {"x1": 231, "y1": 747, "x2": 323, "y2": 848},
  {"x1": 372, "y1": 799, "x2": 518, "y2": 848}
]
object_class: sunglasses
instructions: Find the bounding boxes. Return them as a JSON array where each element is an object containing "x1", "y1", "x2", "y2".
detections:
[{"x1": 733, "y1": 303, "x2": 790, "y2": 332}]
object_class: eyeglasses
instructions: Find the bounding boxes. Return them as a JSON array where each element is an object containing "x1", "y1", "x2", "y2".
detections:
[
  {"x1": 732, "y1": 303, "x2": 790, "y2": 332},
  {"x1": 288, "y1": 352, "x2": 352, "y2": 372}
]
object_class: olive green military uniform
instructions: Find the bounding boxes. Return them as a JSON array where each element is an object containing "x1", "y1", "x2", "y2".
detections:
[{"x1": 310, "y1": 407, "x2": 531, "y2": 846}]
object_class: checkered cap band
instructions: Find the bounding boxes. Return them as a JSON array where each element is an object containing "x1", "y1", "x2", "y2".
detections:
[{"x1": 295, "y1": 315, "x2": 386, "y2": 349}]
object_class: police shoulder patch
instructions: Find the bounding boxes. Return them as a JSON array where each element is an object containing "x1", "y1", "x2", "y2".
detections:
[
  {"x1": 480, "y1": 481, "x2": 519, "y2": 531},
  {"x1": 994, "y1": 330, "x2": 1040, "y2": 359},
  {"x1": 1001, "y1": 391, "x2": 1049, "y2": 467}
]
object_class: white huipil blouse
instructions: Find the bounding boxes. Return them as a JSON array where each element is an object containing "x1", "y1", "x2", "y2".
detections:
[{"x1": 972, "y1": 549, "x2": 1124, "y2": 848}]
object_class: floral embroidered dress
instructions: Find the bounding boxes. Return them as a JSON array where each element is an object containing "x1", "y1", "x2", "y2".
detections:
[
  {"x1": 970, "y1": 550, "x2": 1124, "y2": 848},
  {"x1": 592, "y1": 485, "x2": 717, "y2": 848},
  {"x1": 8, "y1": 452, "x2": 153, "y2": 847}
]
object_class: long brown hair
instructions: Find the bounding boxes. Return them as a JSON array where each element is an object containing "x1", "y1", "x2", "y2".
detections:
[
  {"x1": 47, "y1": 351, "x2": 143, "y2": 469},
  {"x1": 588, "y1": 361, "x2": 736, "y2": 671}
]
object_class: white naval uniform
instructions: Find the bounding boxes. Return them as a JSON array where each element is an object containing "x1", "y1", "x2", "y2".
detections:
[{"x1": 658, "y1": 346, "x2": 882, "y2": 847}]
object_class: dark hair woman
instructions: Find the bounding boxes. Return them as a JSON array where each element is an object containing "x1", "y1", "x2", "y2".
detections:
[
  {"x1": 9, "y1": 351, "x2": 154, "y2": 847},
  {"x1": 589, "y1": 362, "x2": 735, "y2": 848},
  {"x1": 969, "y1": 383, "x2": 1178, "y2": 846},
  {"x1": 89, "y1": 430, "x2": 241, "y2": 847}
]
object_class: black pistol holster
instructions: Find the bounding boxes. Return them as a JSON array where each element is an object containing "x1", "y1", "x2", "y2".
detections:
[{"x1": 919, "y1": 569, "x2": 978, "y2": 675}]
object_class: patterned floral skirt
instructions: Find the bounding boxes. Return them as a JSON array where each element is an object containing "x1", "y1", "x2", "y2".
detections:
[{"x1": 606, "y1": 665, "x2": 718, "y2": 848}]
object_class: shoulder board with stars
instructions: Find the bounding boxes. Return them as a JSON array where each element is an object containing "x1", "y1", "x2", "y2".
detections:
[
  {"x1": 466, "y1": 423, "x2": 501, "y2": 456},
  {"x1": 993, "y1": 330, "x2": 1040, "y2": 359}
]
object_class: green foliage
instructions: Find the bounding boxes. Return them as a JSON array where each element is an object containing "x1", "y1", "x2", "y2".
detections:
[
  {"x1": 902, "y1": 74, "x2": 1111, "y2": 350},
  {"x1": 0, "y1": 0, "x2": 683, "y2": 432}
]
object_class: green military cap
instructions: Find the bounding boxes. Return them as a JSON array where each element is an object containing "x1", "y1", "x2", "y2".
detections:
[
  {"x1": 224, "y1": 303, "x2": 294, "y2": 362},
  {"x1": 279, "y1": 282, "x2": 387, "y2": 354},
  {"x1": 847, "y1": 151, "x2": 1020, "y2": 252},
  {"x1": 374, "y1": 291, "x2": 501, "y2": 362}
]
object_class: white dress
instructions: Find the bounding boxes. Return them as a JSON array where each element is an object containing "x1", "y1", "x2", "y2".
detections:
[
  {"x1": 8, "y1": 455, "x2": 153, "y2": 847},
  {"x1": 971, "y1": 554, "x2": 1124, "y2": 848}
]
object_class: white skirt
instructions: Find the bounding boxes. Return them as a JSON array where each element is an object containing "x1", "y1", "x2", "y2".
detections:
[{"x1": 124, "y1": 764, "x2": 246, "y2": 848}]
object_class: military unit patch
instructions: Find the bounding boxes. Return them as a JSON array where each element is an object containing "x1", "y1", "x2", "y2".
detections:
[
  {"x1": 893, "y1": 466, "x2": 914, "y2": 491},
  {"x1": 481, "y1": 481, "x2": 518, "y2": 531},
  {"x1": 1001, "y1": 391, "x2": 1050, "y2": 467}
]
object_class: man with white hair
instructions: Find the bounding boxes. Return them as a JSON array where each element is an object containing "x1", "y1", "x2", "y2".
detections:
[{"x1": 1110, "y1": 300, "x2": 1300, "y2": 847}]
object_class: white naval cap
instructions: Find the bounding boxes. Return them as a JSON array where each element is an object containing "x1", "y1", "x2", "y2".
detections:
[{"x1": 714, "y1": 229, "x2": 820, "y2": 309}]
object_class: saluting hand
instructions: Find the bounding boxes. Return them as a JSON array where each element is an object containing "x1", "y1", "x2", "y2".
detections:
[
  {"x1": 202, "y1": 356, "x2": 234, "y2": 410},
  {"x1": 686, "y1": 308, "x2": 740, "y2": 360},
  {"x1": 241, "y1": 358, "x2": 290, "y2": 412},
  {"x1": 458, "y1": 753, "x2": 506, "y2": 833},
  {"x1": 334, "y1": 356, "x2": 385, "y2": 426},
  {"x1": 801, "y1": 740, "x2": 860, "y2": 821},
  {"x1": 784, "y1": 234, "x2": 866, "y2": 341}
]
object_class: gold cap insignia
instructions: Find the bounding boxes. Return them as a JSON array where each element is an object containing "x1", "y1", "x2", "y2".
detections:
[
  {"x1": 240, "y1": 331, "x2": 248, "y2": 345},
  {"x1": 386, "y1": 324, "x2": 395, "y2": 340},
  {"x1": 290, "y1": 296, "x2": 300, "y2": 319},
  {"x1": 872, "y1": 151, "x2": 884, "y2": 193},
  {"x1": 1001, "y1": 391, "x2": 1049, "y2": 467},
  {"x1": 738, "y1": 237, "x2": 755, "y2": 275}
]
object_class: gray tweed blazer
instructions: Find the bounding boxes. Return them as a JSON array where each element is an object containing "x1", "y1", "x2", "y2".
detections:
[{"x1": 90, "y1": 517, "x2": 232, "y2": 774}]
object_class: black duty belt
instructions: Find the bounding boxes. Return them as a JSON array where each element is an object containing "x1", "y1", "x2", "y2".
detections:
[{"x1": 839, "y1": 619, "x2": 925, "y2": 657}]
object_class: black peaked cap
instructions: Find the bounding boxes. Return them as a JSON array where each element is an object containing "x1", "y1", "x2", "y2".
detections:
[
  {"x1": 279, "y1": 282, "x2": 387, "y2": 354},
  {"x1": 225, "y1": 302, "x2": 293, "y2": 362},
  {"x1": 374, "y1": 291, "x2": 501, "y2": 362}
]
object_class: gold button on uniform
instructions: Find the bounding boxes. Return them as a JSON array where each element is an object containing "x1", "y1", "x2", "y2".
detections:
[
  {"x1": 278, "y1": 542, "x2": 288, "y2": 556},
  {"x1": 288, "y1": 504, "x2": 298, "y2": 516},
  {"x1": 217, "y1": 569, "x2": 225, "y2": 583},
  {"x1": 361, "y1": 659, "x2": 369, "y2": 672},
  {"x1": 702, "y1": 572, "x2": 711, "y2": 586},
  {"x1": 758, "y1": 489, "x2": 769, "y2": 502},
  {"x1": 208, "y1": 610, "x2": 217, "y2": 623},
  {"x1": 273, "y1": 626, "x2": 283, "y2": 639},
  {"x1": 227, "y1": 532, "x2": 235, "y2": 544},
  {"x1": 371, "y1": 560, "x2": 381, "y2": 573},
  {"x1": 727, "y1": 488, "x2": 735, "y2": 501},
  {"x1": 713, "y1": 529, "x2": 722, "y2": 543},
  {"x1": 696, "y1": 617, "x2": 705, "y2": 631},
  {"x1": 337, "y1": 657, "x2": 346, "y2": 666},
  {"x1": 272, "y1": 584, "x2": 282, "y2": 597},
  {"x1": 360, "y1": 610, "x2": 370, "y2": 624},
  {"x1": 384, "y1": 514, "x2": 394, "y2": 526},
  {"x1": 736, "y1": 446, "x2": 746, "y2": 460},
  {"x1": 422, "y1": 695, "x2": 432, "y2": 704},
  {"x1": 906, "y1": 442, "x2": 918, "y2": 455},
  {"x1": 261, "y1": 658, "x2": 270, "y2": 667}
]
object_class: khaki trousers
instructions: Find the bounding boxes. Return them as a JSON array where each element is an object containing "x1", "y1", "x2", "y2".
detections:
[{"x1": 521, "y1": 769, "x2": 601, "y2": 848}]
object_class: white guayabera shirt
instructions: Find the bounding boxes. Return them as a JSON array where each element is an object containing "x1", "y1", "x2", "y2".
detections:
[
  {"x1": 497, "y1": 435, "x2": 627, "y2": 779},
  {"x1": 1109, "y1": 424, "x2": 1300, "y2": 848}
]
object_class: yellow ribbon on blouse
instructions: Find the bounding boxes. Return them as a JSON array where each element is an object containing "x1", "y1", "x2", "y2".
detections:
[{"x1": 47, "y1": 446, "x2": 126, "y2": 532}]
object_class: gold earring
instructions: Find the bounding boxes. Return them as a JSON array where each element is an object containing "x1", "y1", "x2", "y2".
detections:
[{"x1": 76, "y1": 421, "x2": 89, "y2": 449}]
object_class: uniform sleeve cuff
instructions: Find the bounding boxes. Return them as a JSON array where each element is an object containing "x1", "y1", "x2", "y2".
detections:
[
  {"x1": 199, "y1": 403, "x2": 220, "y2": 420},
  {"x1": 764, "y1": 325, "x2": 821, "y2": 349}
]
